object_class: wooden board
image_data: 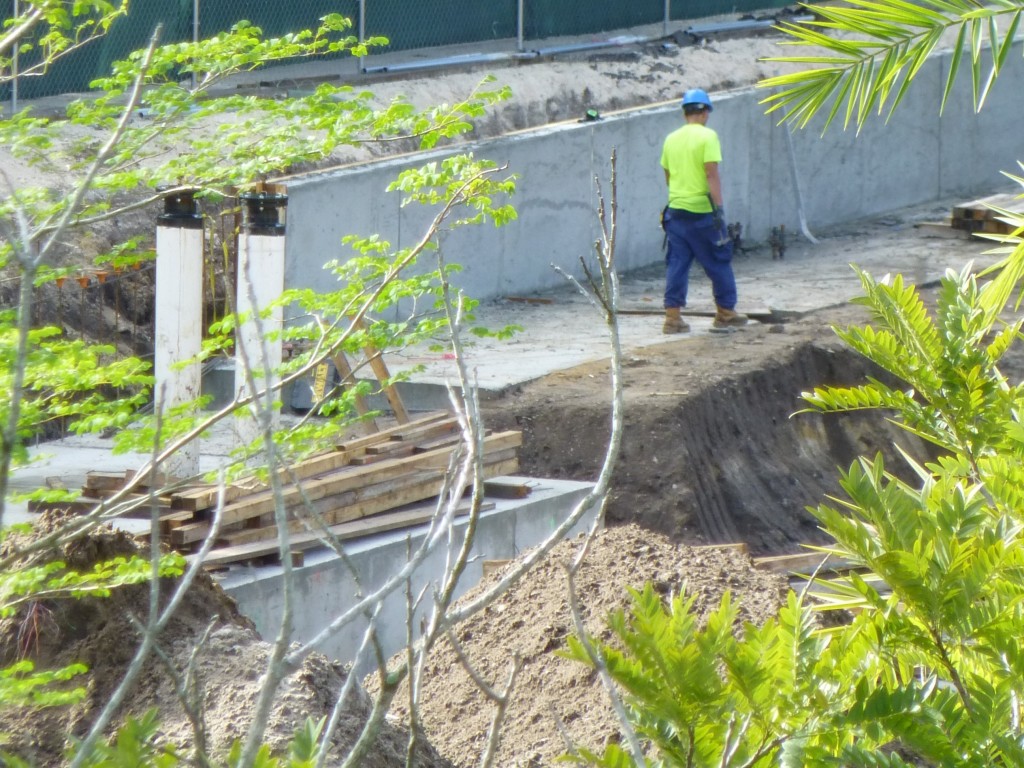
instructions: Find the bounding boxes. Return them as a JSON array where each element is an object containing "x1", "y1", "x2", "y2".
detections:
[
  {"x1": 950, "y1": 217, "x2": 1021, "y2": 235},
  {"x1": 913, "y1": 221, "x2": 972, "y2": 239},
  {"x1": 412, "y1": 433, "x2": 464, "y2": 453},
  {"x1": 951, "y1": 193, "x2": 1024, "y2": 236},
  {"x1": 208, "y1": 469, "x2": 449, "y2": 547},
  {"x1": 210, "y1": 454, "x2": 519, "y2": 548},
  {"x1": 353, "y1": 443, "x2": 419, "y2": 463},
  {"x1": 168, "y1": 435, "x2": 521, "y2": 545},
  {"x1": 351, "y1": 316, "x2": 410, "y2": 424},
  {"x1": 170, "y1": 411, "x2": 456, "y2": 512},
  {"x1": 211, "y1": 430, "x2": 520, "y2": 528},
  {"x1": 482, "y1": 478, "x2": 534, "y2": 499},
  {"x1": 951, "y1": 192, "x2": 1024, "y2": 220},
  {"x1": 171, "y1": 468, "x2": 443, "y2": 546},
  {"x1": 328, "y1": 352, "x2": 373, "y2": 423},
  {"x1": 191, "y1": 498, "x2": 497, "y2": 568},
  {"x1": 334, "y1": 411, "x2": 452, "y2": 452},
  {"x1": 84, "y1": 470, "x2": 130, "y2": 492}
]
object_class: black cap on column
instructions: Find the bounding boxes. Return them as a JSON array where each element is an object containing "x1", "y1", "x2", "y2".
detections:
[
  {"x1": 158, "y1": 189, "x2": 204, "y2": 229},
  {"x1": 240, "y1": 192, "x2": 288, "y2": 237}
]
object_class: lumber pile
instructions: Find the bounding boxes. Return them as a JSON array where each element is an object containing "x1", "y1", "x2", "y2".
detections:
[
  {"x1": 42, "y1": 412, "x2": 529, "y2": 567},
  {"x1": 950, "y1": 192, "x2": 1024, "y2": 236}
]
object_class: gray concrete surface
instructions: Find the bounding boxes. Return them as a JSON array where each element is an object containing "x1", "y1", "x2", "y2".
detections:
[
  {"x1": 374, "y1": 198, "x2": 1006, "y2": 397},
  {"x1": 280, "y1": 42, "x2": 1024, "y2": 305},
  {"x1": 220, "y1": 476, "x2": 596, "y2": 672}
]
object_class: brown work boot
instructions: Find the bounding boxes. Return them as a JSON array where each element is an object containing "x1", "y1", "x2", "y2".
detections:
[
  {"x1": 663, "y1": 307, "x2": 690, "y2": 334},
  {"x1": 713, "y1": 306, "x2": 748, "y2": 329}
]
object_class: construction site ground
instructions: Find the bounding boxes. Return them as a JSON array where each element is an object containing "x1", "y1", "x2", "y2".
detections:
[
  {"x1": 479, "y1": 203, "x2": 1010, "y2": 551},
  {"x1": 6, "y1": 199, "x2": 1018, "y2": 766},
  {"x1": 9, "y1": 199, "x2": 1006, "y2": 534},
  {"x1": 4, "y1": 18, "x2": 1024, "y2": 767}
]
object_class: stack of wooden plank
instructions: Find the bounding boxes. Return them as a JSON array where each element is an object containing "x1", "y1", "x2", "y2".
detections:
[
  {"x1": 48, "y1": 412, "x2": 527, "y2": 567},
  {"x1": 950, "y1": 192, "x2": 1024, "y2": 236}
]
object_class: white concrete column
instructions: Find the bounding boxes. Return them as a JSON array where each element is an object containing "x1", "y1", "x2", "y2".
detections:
[
  {"x1": 234, "y1": 193, "x2": 287, "y2": 451},
  {"x1": 154, "y1": 191, "x2": 204, "y2": 479}
]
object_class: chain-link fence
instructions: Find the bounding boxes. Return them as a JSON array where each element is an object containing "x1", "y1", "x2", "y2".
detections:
[{"x1": 4, "y1": 0, "x2": 792, "y2": 108}]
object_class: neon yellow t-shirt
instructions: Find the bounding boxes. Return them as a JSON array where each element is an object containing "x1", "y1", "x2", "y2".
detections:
[{"x1": 660, "y1": 123, "x2": 722, "y2": 213}]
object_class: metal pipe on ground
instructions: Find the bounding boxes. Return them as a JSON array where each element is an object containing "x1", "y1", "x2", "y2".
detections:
[
  {"x1": 684, "y1": 16, "x2": 814, "y2": 41},
  {"x1": 362, "y1": 50, "x2": 538, "y2": 75},
  {"x1": 533, "y1": 36, "x2": 647, "y2": 57}
]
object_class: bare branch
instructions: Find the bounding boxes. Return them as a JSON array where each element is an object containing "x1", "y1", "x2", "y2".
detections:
[
  {"x1": 235, "y1": 246, "x2": 301, "y2": 767},
  {"x1": 0, "y1": 28, "x2": 161, "y2": 526},
  {"x1": 37, "y1": 28, "x2": 161, "y2": 264},
  {"x1": 478, "y1": 654, "x2": 523, "y2": 768},
  {"x1": 446, "y1": 150, "x2": 625, "y2": 627},
  {"x1": 564, "y1": 561, "x2": 648, "y2": 766},
  {"x1": 315, "y1": 605, "x2": 383, "y2": 768},
  {"x1": 0, "y1": 6, "x2": 45, "y2": 61},
  {"x1": 149, "y1": 618, "x2": 218, "y2": 766}
]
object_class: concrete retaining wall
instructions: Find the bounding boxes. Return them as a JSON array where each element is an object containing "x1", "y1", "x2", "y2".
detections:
[
  {"x1": 221, "y1": 477, "x2": 596, "y2": 671},
  {"x1": 282, "y1": 44, "x2": 1024, "y2": 304}
]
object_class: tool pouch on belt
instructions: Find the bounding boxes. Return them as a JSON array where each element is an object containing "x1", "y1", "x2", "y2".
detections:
[{"x1": 661, "y1": 205, "x2": 669, "y2": 250}]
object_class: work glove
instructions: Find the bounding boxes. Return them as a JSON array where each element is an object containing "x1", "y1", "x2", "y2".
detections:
[{"x1": 712, "y1": 205, "x2": 725, "y2": 233}]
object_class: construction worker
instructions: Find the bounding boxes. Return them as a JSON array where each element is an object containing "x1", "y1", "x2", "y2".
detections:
[{"x1": 660, "y1": 88, "x2": 748, "y2": 334}]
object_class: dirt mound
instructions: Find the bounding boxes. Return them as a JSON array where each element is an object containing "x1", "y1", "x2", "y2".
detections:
[
  {"x1": 483, "y1": 300, "x2": 935, "y2": 556},
  {"x1": 374, "y1": 524, "x2": 790, "y2": 767},
  {"x1": 0, "y1": 512, "x2": 452, "y2": 767}
]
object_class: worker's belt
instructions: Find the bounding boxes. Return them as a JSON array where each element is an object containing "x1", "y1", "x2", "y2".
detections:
[{"x1": 663, "y1": 207, "x2": 709, "y2": 222}]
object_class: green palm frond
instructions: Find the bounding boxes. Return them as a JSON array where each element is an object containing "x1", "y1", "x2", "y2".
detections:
[
  {"x1": 822, "y1": 456, "x2": 929, "y2": 556},
  {"x1": 808, "y1": 265, "x2": 1023, "y2": 457},
  {"x1": 759, "y1": 0, "x2": 1022, "y2": 130},
  {"x1": 835, "y1": 323, "x2": 944, "y2": 392},
  {"x1": 803, "y1": 568, "x2": 893, "y2": 613},
  {"x1": 985, "y1": 320, "x2": 1023, "y2": 367},
  {"x1": 800, "y1": 381, "x2": 919, "y2": 414},
  {"x1": 977, "y1": 452, "x2": 1024, "y2": 513},
  {"x1": 852, "y1": 270, "x2": 942, "y2": 365},
  {"x1": 977, "y1": 174, "x2": 1024, "y2": 314}
]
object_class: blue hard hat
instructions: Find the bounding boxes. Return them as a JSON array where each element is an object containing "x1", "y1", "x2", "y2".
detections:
[{"x1": 681, "y1": 88, "x2": 713, "y2": 111}]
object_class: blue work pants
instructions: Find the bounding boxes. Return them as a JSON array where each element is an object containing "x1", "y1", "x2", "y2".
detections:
[{"x1": 663, "y1": 210, "x2": 737, "y2": 310}]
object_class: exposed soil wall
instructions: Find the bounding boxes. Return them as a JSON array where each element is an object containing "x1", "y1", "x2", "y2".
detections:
[{"x1": 483, "y1": 305, "x2": 932, "y2": 556}]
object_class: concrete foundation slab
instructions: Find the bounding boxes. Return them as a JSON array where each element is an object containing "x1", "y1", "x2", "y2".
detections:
[{"x1": 216, "y1": 476, "x2": 596, "y2": 672}]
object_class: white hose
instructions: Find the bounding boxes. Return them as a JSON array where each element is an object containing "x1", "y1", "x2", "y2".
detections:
[{"x1": 783, "y1": 120, "x2": 819, "y2": 245}]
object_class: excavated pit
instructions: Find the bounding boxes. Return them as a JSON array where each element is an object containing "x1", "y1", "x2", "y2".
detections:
[{"x1": 619, "y1": 342, "x2": 927, "y2": 553}]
